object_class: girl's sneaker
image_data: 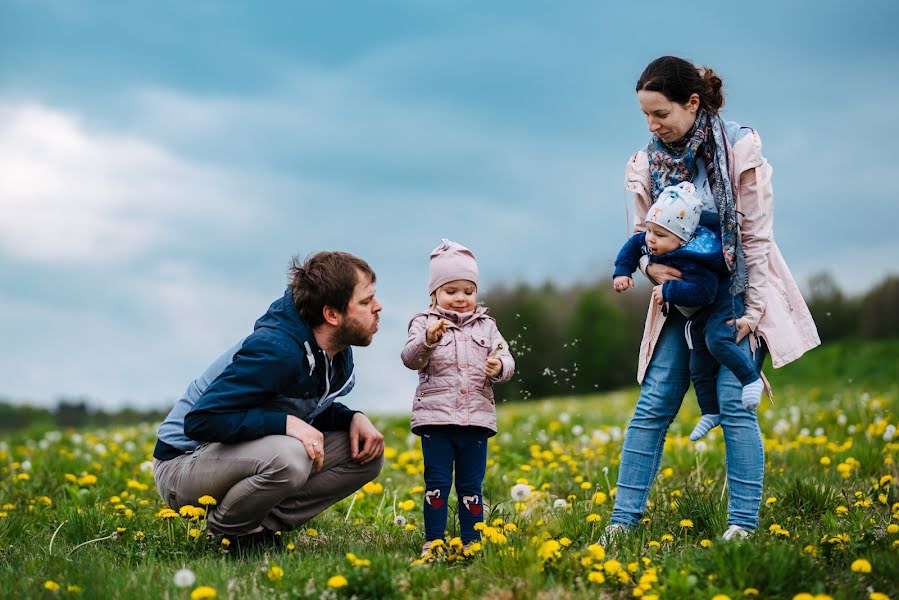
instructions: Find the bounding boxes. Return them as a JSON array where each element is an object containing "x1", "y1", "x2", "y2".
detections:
[
  {"x1": 721, "y1": 525, "x2": 751, "y2": 541},
  {"x1": 421, "y1": 540, "x2": 435, "y2": 558}
]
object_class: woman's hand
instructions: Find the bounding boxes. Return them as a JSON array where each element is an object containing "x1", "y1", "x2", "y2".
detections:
[
  {"x1": 645, "y1": 263, "x2": 682, "y2": 284},
  {"x1": 727, "y1": 317, "x2": 753, "y2": 343}
]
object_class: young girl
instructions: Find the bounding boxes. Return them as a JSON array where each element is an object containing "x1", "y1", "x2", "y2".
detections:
[{"x1": 401, "y1": 239, "x2": 515, "y2": 556}]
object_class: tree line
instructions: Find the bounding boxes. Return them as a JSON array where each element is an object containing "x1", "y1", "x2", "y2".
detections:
[{"x1": 483, "y1": 273, "x2": 899, "y2": 403}]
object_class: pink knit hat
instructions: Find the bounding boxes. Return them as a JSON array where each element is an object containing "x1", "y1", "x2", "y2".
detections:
[{"x1": 428, "y1": 239, "x2": 479, "y2": 294}]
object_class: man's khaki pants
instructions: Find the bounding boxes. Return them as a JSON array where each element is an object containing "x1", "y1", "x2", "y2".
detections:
[{"x1": 154, "y1": 431, "x2": 383, "y2": 535}]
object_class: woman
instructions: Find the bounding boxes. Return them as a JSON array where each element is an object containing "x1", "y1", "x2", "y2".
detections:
[{"x1": 606, "y1": 56, "x2": 820, "y2": 540}]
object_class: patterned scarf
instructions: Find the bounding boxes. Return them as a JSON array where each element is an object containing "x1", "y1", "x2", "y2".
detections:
[{"x1": 646, "y1": 109, "x2": 747, "y2": 294}]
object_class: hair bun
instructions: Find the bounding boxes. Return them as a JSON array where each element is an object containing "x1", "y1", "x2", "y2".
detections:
[{"x1": 699, "y1": 66, "x2": 724, "y2": 112}]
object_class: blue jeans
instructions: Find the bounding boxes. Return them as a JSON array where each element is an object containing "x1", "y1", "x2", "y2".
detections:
[
  {"x1": 420, "y1": 425, "x2": 489, "y2": 543},
  {"x1": 611, "y1": 310, "x2": 766, "y2": 530},
  {"x1": 689, "y1": 285, "x2": 760, "y2": 416}
]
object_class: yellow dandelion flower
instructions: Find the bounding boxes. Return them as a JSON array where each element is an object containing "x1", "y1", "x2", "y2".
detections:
[
  {"x1": 580, "y1": 482, "x2": 592, "y2": 490},
  {"x1": 587, "y1": 544, "x2": 606, "y2": 560},
  {"x1": 679, "y1": 519, "x2": 694, "y2": 528},
  {"x1": 327, "y1": 575, "x2": 348, "y2": 589},
  {"x1": 820, "y1": 457, "x2": 831, "y2": 465},
  {"x1": 647, "y1": 540, "x2": 660, "y2": 550},
  {"x1": 15, "y1": 473, "x2": 29, "y2": 482},
  {"x1": 198, "y1": 495, "x2": 217, "y2": 506},
  {"x1": 267, "y1": 565, "x2": 284, "y2": 582},
  {"x1": 851, "y1": 559, "x2": 872, "y2": 573},
  {"x1": 868, "y1": 593, "x2": 891, "y2": 600},
  {"x1": 887, "y1": 524, "x2": 898, "y2": 534},
  {"x1": 592, "y1": 491, "x2": 608, "y2": 504},
  {"x1": 700, "y1": 539, "x2": 712, "y2": 548},
  {"x1": 766, "y1": 497, "x2": 777, "y2": 504},
  {"x1": 586, "y1": 513, "x2": 601, "y2": 523},
  {"x1": 588, "y1": 571, "x2": 605, "y2": 584},
  {"x1": 399, "y1": 500, "x2": 415, "y2": 511},
  {"x1": 661, "y1": 534, "x2": 673, "y2": 542},
  {"x1": 711, "y1": 595, "x2": 731, "y2": 600},
  {"x1": 792, "y1": 594, "x2": 814, "y2": 600},
  {"x1": 190, "y1": 586, "x2": 217, "y2": 600},
  {"x1": 66, "y1": 585, "x2": 81, "y2": 593},
  {"x1": 306, "y1": 528, "x2": 318, "y2": 537},
  {"x1": 744, "y1": 589, "x2": 760, "y2": 596},
  {"x1": 603, "y1": 559, "x2": 622, "y2": 575},
  {"x1": 221, "y1": 538, "x2": 231, "y2": 547},
  {"x1": 44, "y1": 580, "x2": 60, "y2": 591},
  {"x1": 404, "y1": 524, "x2": 416, "y2": 532}
]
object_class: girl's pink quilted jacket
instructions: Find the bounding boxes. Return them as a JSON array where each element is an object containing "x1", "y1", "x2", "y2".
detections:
[{"x1": 401, "y1": 306, "x2": 514, "y2": 435}]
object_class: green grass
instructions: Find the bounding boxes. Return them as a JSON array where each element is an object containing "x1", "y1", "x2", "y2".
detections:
[{"x1": 1, "y1": 382, "x2": 897, "y2": 599}]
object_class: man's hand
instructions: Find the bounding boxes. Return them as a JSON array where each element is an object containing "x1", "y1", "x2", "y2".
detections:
[
  {"x1": 485, "y1": 357, "x2": 503, "y2": 379},
  {"x1": 727, "y1": 317, "x2": 753, "y2": 343},
  {"x1": 652, "y1": 285, "x2": 665, "y2": 306},
  {"x1": 426, "y1": 319, "x2": 449, "y2": 345},
  {"x1": 613, "y1": 276, "x2": 634, "y2": 293},
  {"x1": 646, "y1": 263, "x2": 682, "y2": 284},
  {"x1": 349, "y1": 413, "x2": 384, "y2": 464},
  {"x1": 286, "y1": 415, "x2": 324, "y2": 471}
]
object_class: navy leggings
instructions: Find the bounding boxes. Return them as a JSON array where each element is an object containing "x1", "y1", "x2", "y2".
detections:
[{"x1": 420, "y1": 425, "x2": 489, "y2": 543}]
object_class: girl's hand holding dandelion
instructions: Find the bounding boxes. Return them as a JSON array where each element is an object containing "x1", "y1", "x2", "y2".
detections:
[
  {"x1": 426, "y1": 319, "x2": 449, "y2": 345},
  {"x1": 485, "y1": 343, "x2": 505, "y2": 379}
]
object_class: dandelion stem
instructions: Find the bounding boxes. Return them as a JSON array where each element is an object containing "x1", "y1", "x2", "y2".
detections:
[
  {"x1": 344, "y1": 493, "x2": 357, "y2": 522},
  {"x1": 376, "y1": 490, "x2": 387, "y2": 517},
  {"x1": 48, "y1": 520, "x2": 66, "y2": 556},
  {"x1": 720, "y1": 478, "x2": 728, "y2": 502},
  {"x1": 66, "y1": 531, "x2": 119, "y2": 560}
]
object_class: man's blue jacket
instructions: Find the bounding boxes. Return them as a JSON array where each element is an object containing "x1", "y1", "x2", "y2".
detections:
[{"x1": 153, "y1": 289, "x2": 358, "y2": 461}]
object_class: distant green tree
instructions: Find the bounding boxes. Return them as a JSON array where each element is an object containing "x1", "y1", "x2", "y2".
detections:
[
  {"x1": 566, "y1": 286, "x2": 636, "y2": 393},
  {"x1": 858, "y1": 276, "x2": 899, "y2": 339},
  {"x1": 806, "y1": 273, "x2": 859, "y2": 342}
]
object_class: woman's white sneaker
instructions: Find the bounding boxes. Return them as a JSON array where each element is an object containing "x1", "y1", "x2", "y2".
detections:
[{"x1": 721, "y1": 525, "x2": 751, "y2": 541}]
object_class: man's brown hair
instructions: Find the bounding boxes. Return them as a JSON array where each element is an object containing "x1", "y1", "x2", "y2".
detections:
[{"x1": 288, "y1": 252, "x2": 376, "y2": 327}]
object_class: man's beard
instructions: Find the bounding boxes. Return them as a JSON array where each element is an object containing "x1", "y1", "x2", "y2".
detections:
[{"x1": 333, "y1": 315, "x2": 375, "y2": 348}]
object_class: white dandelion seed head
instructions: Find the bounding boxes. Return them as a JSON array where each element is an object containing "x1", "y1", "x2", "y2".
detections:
[
  {"x1": 694, "y1": 441, "x2": 708, "y2": 453},
  {"x1": 139, "y1": 461, "x2": 154, "y2": 473},
  {"x1": 571, "y1": 425, "x2": 584, "y2": 436},
  {"x1": 814, "y1": 427, "x2": 825, "y2": 436},
  {"x1": 393, "y1": 515, "x2": 407, "y2": 528},
  {"x1": 592, "y1": 430, "x2": 610, "y2": 444},
  {"x1": 837, "y1": 413, "x2": 847, "y2": 425},
  {"x1": 553, "y1": 499, "x2": 567, "y2": 509},
  {"x1": 883, "y1": 424, "x2": 896, "y2": 442},
  {"x1": 20, "y1": 460, "x2": 31, "y2": 472},
  {"x1": 71, "y1": 433, "x2": 82, "y2": 444},
  {"x1": 799, "y1": 428, "x2": 810, "y2": 437},
  {"x1": 610, "y1": 427, "x2": 623, "y2": 442},
  {"x1": 510, "y1": 484, "x2": 531, "y2": 501},
  {"x1": 559, "y1": 412, "x2": 571, "y2": 424},
  {"x1": 847, "y1": 425, "x2": 856, "y2": 435},
  {"x1": 173, "y1": 568, "x2": 196, "y2": 588},
  {"x1": 93, "y1": 443, "x2": 107, "y2": 455}
]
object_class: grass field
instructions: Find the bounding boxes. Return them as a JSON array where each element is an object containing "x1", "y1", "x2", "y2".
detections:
[{"x1": 1, "y1": 381, "x2": 897, "y2": 599}]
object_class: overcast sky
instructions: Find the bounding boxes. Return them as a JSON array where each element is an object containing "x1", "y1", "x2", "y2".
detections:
[{"x1": 1, "y1": 0, "x2": 896, "y2": 414}]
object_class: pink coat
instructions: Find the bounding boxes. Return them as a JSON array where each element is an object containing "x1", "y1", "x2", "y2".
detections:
[
  {"x1": 401, "y1": 306, "x2": 515, "y2": 435},
  {"x1": 625, "y1": 125, "x2": 820, "y2": 383}
]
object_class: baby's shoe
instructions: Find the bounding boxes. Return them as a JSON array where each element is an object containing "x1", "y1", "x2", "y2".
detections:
[
  {"x1": 689, "y1": 414, "x2": 720, "y2": 441},
  {"x1": 741, "y1": 378, "x2": 764, "y2": 411}
]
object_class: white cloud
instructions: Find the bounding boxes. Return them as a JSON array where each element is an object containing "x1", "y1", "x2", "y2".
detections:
[{"x1": 0, "y1": 102, "x2": 253, "y2": 264}]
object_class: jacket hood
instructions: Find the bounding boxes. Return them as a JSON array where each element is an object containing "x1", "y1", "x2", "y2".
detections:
[
  {"x1": 253, "y1": 288, "x2": 314, "y2": 348},
  {"x1": 663, "y1": 225, "x2": 724, "y2": 269}
]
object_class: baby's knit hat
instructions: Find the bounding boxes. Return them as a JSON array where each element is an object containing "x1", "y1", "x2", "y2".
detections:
[
  {"x1": 645, "y1": 182, "x2": 703, "y2": 241},
  {"x1": 428, "y1": 239, "x2": 479, "y2": 294}
]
